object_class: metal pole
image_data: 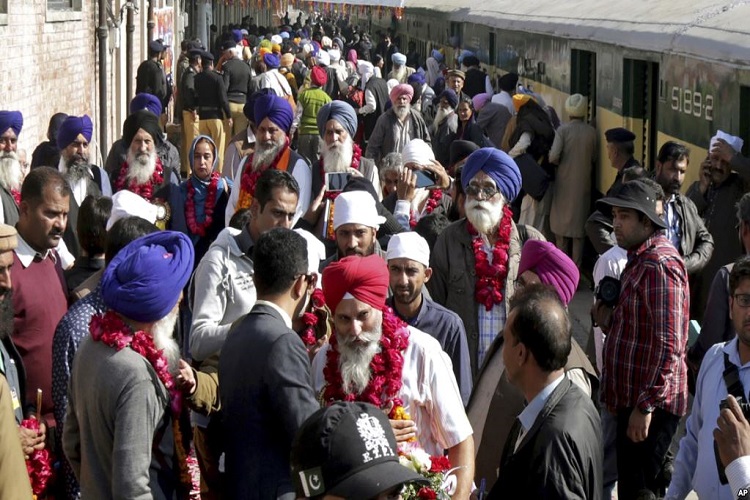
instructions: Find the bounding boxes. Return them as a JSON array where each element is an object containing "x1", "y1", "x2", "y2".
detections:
[
  {"x1": 126, "y1": 6, "x2": 134, "y2": 103},
  {"x1": 147, "y1": 1, "x2": 155, "y2": 40},
  {"x1": 97, "y1": 0, "x2": 109, "y2": 158}
]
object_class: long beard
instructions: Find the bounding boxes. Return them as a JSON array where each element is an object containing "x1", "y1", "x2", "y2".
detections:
[
  {"x1": 433, "y1": 107, "x2": 453, "y2": 128},
  {"x1": 321, "y1": 136, "x2": 354, "y2": 173},
  {"x1": 337, "y1": 312, "x2": 383, "y2": 396},
  {"x1": 252, "y1": 135, "x2": 286, "y2": 171},
  {"x1": 394, "y1": 104, "x2": 410, "y2": 121},
  {"x1": 125, "y1": 149, "x2": 157, "y2": 185},
  {"x1": 465, "y1": 198, "x2": 505, "y2": 235},
  {"x1": 151, "y1": 307, "x2": 181, "y2": 374},
  {"x1": 0, "y1": 152, "x2": 22, "y2": 191},
  {"x1": 0, "y1": 291, "x2": 13, "y2": 341},
  {"x1": 391, "y1": 66, "x2": 406, "y2": 82},
  {"x1": 64, "y1": 155, "x2": 92, "y2": 184}
]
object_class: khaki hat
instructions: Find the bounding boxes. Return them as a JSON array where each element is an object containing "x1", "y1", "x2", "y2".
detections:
[
  {"x1": 0, "y1": 224, "x2": 17, "y2": 251},
  {"x1": 447, "y1": 69, "x2": 465, "y2": 80}
]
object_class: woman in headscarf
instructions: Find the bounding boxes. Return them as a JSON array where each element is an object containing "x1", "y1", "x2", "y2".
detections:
[
  {"x1": 455, "y1": 98, "x2": 490, "y2": 148},
  {"x1": 345, "y1": 49, "x2": 358, "y2": 78},
  {"x1": 155, "y1": 135, "x2": 231, "y2": 266}
]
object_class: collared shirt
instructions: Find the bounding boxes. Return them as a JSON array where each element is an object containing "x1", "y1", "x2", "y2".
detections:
[
  {"x1": 393, "y1": 115, "x2": 412, "y2": 154},
  {"x1": 664, "y1": 194, "x2": 682, "y2": 249},
  {"x1": 592, "y1": 244, "x2": 628, "y2": 372},
  {"x1": 516, "y1": 374, "x2": 565, "y2": 451},
  {"x1": 14, "y1": 232, "x2": 53, "y2": 268},
  {"x1": 311, "y1": 326, "x2": 473, "y2": 456},
  {"x1": 254, "y1": 300, "x2": 292, "y2": 329},
  {"x1": 476, "y1": 236, "x2": 507, "y2": 368},
  {"x1": 727, "y1": 456, "x2": 750, "y2": 498},
  {"x1": 601, "y1": 232, "x2": 689, "y2": 416},
  {"x1": 667, "y1": 338, "x2": 750, "y2": 500},
  {"x1": 388, "y1": 293, "x2": 473, "y2": 405}
]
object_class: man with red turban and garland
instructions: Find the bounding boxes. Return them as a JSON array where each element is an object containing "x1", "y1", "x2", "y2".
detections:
[
  {"x1": 365, "y1": 83, "x2": 431, "y2": 165},
  {"x1": 428, "y1": 147, "x2": 543, "y2": 378},
  {"x1": 111, "y1": 110, "x2": 179, "y2": 202},
  {"x1": 63, "y1": 231, "x2": 194, "y2": 499},
  {"x1": 225, "y1": 93, "x2": 311, "y2": 225},
  {"x1": 312, "y1": 254, "x2": 475, "y2": 498}
]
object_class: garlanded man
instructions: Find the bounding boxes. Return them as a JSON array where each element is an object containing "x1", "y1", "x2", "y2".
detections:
[
  {"x1": 0, "y1": 110, "x2": 24, "y2": 225},
  {"x1": 312, "y1": 254, "x2": 475, "y2": 498},
  {"x1": 226, "y1": 93, "x2": 311, "y2": 224}
]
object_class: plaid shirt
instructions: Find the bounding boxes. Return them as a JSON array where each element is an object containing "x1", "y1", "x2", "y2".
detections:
[
  {"x1": 601, "y1": 232, "x2": 689, "y2": 416},
  {"x1": 476, "y1": 238, "x2": 507, "y2": 368}
]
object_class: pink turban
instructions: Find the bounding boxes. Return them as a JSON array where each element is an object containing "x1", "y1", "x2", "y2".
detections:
[
  {"x1": 322, "y1": 254, "x2": 389, "y2": 314},
  {"x1": 518, "y1": 240, "x2": 579, "y2": 306},
  {"x1": 389, "y1": 83, "x2": 414, "y2": 104},
  {"x1": 473, "y1": 93, "x2": 492, "y2": 112}
]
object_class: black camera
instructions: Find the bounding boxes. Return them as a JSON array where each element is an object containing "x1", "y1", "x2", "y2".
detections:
[
  {"x1": 715, "y1": 397, "x2": 750, "y2": 484},
  {"x1": 595, "y1": 276, "x2": 621, "y2": 307}
]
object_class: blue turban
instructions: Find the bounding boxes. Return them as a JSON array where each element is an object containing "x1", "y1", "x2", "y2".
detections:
[
  {"x1": 407, "y1": 72, "x2": 425, "y2": 86},
  {"x1": 280, "y1": 31, "x2": 290, "y2": 40},
  {"x1": 254, "y1": 93, "x2": 294, "y2": 134},
  {"x1": 244, "y1": 88, "x2": 275, "y2": 121},
  {"x1": 439, "y1": 89, "x2": 458, "y2": 108},
  {"x1": 263, "y1": 53, "x2": 280, "y2": 69},
  {"x1": 101, "y1": 231, "x2": 195, "y2": 323},
  {"x1": 461, "y1": 147, "x2": 522, "y2": 202},
  {"x1": 392, "y1": 52, "x2": 407, "y2": 65},
  {"x1": 0, "y1": 111, "x2": 23, "y2": 136},
  {"x1": 232, "y1": 29, "x2": 243, "y2": 43},
  {"x1": 317, "y1": 101, "x2": 357, "y2": 139},
  {"x1": 56, "y1": 115, "x2": 93, "y2": 150},
  {"x1": 430, "y1": 49, "x2": 444, "y2": 63},
  {"x1": 130, "y1": 93, "x2": 163, "y2": 117}
]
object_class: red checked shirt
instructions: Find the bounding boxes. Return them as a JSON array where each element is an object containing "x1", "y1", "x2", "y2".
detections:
[{"x1": 601, "y1": 232, "x2": 689, "y2": 416}]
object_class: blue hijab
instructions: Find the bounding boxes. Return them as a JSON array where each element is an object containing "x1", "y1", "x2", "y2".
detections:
[{"x1": 181, "y1": 135, "x2": 229, "y2": 238}]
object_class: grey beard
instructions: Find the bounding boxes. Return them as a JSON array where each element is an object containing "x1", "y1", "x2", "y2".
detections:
[
  {"x1": 465, "y1": 198, "x2": 505, "y2": 235},
  {"x1": 337, "y1": 313, "x2": 383, "y2": 395},
  {"x1": 151, "y1": 306, "x2": 181, "y2": 374},
  {"x1": 321, "y1": 137, "x2": 354, "y2": 173},
  {"x1": 394, "y1": 105, "x2": 410, "y2": 122},
  {"x1": 433, "y1": 107, "x2": 452, "y2": 128},
  {"x1": 125, "y1": 150, "x2": 157, "y2": 185},
  {"x1": 252, "y1": 136, "x2": 286, "y2": 171},
  {"x1": 0, "y1": 152, "x2": 22, "y2": 192},
  {"x1": 65, "y1": 159, "x2": 91, "y2": 184}
]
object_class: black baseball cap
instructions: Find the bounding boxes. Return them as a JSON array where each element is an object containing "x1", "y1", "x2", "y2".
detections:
[
  {"x1": 596, "y1": 181, "x2": 667, "y2": 229},
  {"x1": 291, "y1": 402, "x2": 428, "y2": 498},
  {"x1": 148, "y1": 39, "x2": 167, "y2": 53}
]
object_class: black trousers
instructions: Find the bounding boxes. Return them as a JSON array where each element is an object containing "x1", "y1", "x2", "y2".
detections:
[{"x1": 615, "y1": 407, "x2": 680, "y2": 500}]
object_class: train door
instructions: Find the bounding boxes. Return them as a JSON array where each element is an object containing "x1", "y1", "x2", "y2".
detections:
[
  {"x1": 570, "y1": 49, "x2": 596, "y2": 123},
  {"x1": 739, "y1": 86, "x2": 750, "y2": 156},
  {"x1": 623, "y1": 58, "x2": 659, "y2": 169}
]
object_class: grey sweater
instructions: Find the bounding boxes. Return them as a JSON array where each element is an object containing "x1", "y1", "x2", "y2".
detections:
[{"x1": 63, "y1": 336, "x2": 175, "y2": 500}]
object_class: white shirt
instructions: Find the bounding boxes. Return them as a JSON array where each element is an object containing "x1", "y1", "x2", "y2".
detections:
[
  {"x1": 312, "y1": 326, "x2": 473, "y2": 455},
  {"x1": 57, "y1": 158, "x2": 113, "y2": 206},
  {"x1": 491, "y1": 90, "x2": 516, "y2": 116},
  {"x1": 592, "y1": 245, "x2": 628, "y2": 372},
  {"x1": 254, "y1": 299, "x2": 292, "y2": 329},
  {"x1": 222, "y1": 127, "x2": 256, "y2": 183},
  {"x1": 258, "y1": 69, "x2": 293, "y2": 98},
  {"x1": 727, "y1": 456, "x2": 750, "y2": 497}
]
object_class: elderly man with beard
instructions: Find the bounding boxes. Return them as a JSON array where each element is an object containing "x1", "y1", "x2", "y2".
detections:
[
  {"x1": 56, "y1": 114, "x2": 112, "y2": 258},
  {"x1": 431, "y1": 89, "x2": 459, "y2": 167},
  {"x1": 365, "y1": 83, "x2": 431, "y2": 165},
  {"x1": 428, "y1": 148, "x2": 536, "y2": 377},
  {"x1": 226, "y1": 93, "x2": 311, "y2": 225},
  {"x1": 312, "y1": 100, "x2": 380, "y2": 198},
  {"x1": 111, "y1": 110, "x2": 179, "y2": 204},
  {"x1": 0, "y1": 111, "x2": 24, "y2": 225},
  {"x1": 387, "y1": 52, "x2": 415, "y2": 84},
  {"x1": 63, "y1": 231, "x2": 194, "y2": 500},
  {"x1": 312, "y1": 254, "x2": 475, "y2": 498}
]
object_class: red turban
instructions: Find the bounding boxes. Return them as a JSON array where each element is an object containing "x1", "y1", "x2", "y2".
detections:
[
  {"x1": 389, "y1": 83, "x2": 414, "y2": 104},
  {"x1": 311, "y1": 65, "x2": 328, "y2": 87},
  {"x1": 322, "y1": 254, "x2": 389, "y2": 314}
]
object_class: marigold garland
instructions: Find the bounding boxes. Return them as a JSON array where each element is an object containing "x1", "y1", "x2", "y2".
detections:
[
  {"x1": 322, "y1": 306, "x2": 410, "y2": 419},
  {"x1": 409, "y1": 188, "x2": 443, "y2": 229},
  {"x1": 115, "y1": 158, "x2": 165, "y2": 201},
  {"x1": 236, "y1": 137, "x2": 291, "y2": 210},
  {"x1": 467, "y1": 205, "x2": 514, "y2": 311},
  {"x1": 89, "y1": 311, "x2": 192, "y2": 492},
  {"x1": 185, "y1": 172, "x2": 220, "y2": 237}
]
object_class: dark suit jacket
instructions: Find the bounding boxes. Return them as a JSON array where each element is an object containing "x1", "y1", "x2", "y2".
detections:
[
  {"x1": 219, "y1": 303, "x2": 319, "y2": 500},
  {"x1": 487, "y1": 378, "x2": 603, "y2": 500}
]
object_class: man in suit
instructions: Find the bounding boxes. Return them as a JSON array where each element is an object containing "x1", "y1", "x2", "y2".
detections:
[
  {"x1": 488, "y1": 284, "x2": 602, "y2": 499},
  {"x1": 219, "y1": 227, "x2": 319, "y2": 500}
]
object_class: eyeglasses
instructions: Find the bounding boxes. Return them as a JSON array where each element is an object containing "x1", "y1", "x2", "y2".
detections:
[
  {"x1": 735, "y1": 294, "x2": 750, "y2": 308},
  {"x1": 465, "y1": 184, "x2": 499, "y2": 199}
]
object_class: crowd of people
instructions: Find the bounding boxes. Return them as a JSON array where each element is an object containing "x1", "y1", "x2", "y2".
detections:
[{"x1": 2, "y1": 10, "x2": 750, "y2": 500}]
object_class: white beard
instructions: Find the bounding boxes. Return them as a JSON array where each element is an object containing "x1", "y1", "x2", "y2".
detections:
[
  {"x1": 337, "y1": 311, "x2": 383, "y2": 396},
  {"x1": 321, "y1": 136, "x2": 354, "y2": 173},
  {"x1": 466, "y1": 197, "x2": 505, "y2": 235},
  {"x1": 394, "y1": 104, "x2": 410, "y2": 122},
  {"x1": 0, "y1": 152, "x2": 22, "y2": 192},
  {"x1": 433, "y1": 107, "x2": 453, "y2": 128},
  {"x1": 252, "y1": 135, "x2": 286, "y2": 171},
  {"x1": 125, "y1": 149, "x2": 157, "y2": 185},
  {"x1": 151, "y1": 306, "x2": 181, "y2": 374}
]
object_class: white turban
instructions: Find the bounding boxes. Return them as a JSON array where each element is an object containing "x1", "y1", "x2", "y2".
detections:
[
  {"x1": 271, "y1": 34, "x2": 283, "y2": 45},
  {"x1": 294, "y1": 228, "x2": 326, "y2": 288},
  {"x1": 317, "y1": 50, "x2": 330, "y2": 67},
  {"x1": 107, "y1": 190, "x2": 158, "y2": 231},
  {"x1": 401, "y1": 139, "x2": 435, "y2": 167},
  {"x1": 386, "y1": 232, "x2": 430, "y2": 267},
  {"x1": 332, "y1": 191, "x2": 386, "y2": 230},
  {"x1": 711, "y1": 130, "x2": 744, "y2": 153},
  {"x1": 328, "y1": 49, "x2": 341, "y2": 63},
  {"x1": 565, "y1": 94, "x2": 588, "y2": 118}
]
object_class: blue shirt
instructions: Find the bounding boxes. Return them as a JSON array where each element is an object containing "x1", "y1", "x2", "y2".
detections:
[
  {"x1": 388, "y1": 293, "x2": 473, "y2": 405},
  {"x1": 666, "y1": 337, "x2": 749, "y2": 500},
  {"x1": 518, "y1": 374, "x2": 565, "y2": 439},
  {"x1": 664, "y1": 196, "x2": 682, "y2": 250},
  {"x1": 51, "y1": 286, "x2": 107, "y2": 500}
]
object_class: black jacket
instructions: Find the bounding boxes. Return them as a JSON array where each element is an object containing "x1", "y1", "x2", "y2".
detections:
[
  {"x1": 488, "y1": 378, "x2": 603, "y2": 500},
  {"x1": 222, "y1": 59, "x2": 253, "y2": 104},
  {"x1": 195, "y1": 69, "x2": 231, "y2": 120},
  {"x1": 135, "y1": 59, "x2": 167, "y2": 106}
]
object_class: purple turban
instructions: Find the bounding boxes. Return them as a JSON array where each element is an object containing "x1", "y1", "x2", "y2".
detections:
[
  {"x1": 101, "y1": 231, "x2": 195, "y2": 323},
  {"x1": 518, "y1": 240, "x2": 579, "y2": 306},
  {"x1": 461, "y1": 147, "x2": 521, "y2": 202},
  {"x1": 130, "y1": 93, "x2": 163, "y2": 117},
  {"x1": 439, "y1": 89, "x2": 458, "y2": 108},
  {"x1": 56, "y1": 115, "x2": 93, "y2": 150},
  {"x1": 473, "y1": 93, "x2": 492, "y2": 112},
  {"x1": 232, "y1": 29, "x2": 243, "y2": 43},
  {"x1": 0, "y1": 111, "x2": 23, "y2": 136},
  {"x1": 317, "y1": 101, "x2": 358, "y2": 139},
  {"x1": 254, "y1": 93, "x2": 294, "y2": 134},
  {"x1": 243, "y1": 88, "x2": 275, "y2": 122},
  {"x1": 263, "y1": 53, "x2": 280, "y2": 69},
  {"x1": 407, "y1": 72, "x2": 425, "y2": 86}
]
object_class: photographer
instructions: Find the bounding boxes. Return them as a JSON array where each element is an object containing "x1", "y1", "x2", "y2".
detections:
[
  {"x1": 715, "y1": 396, "x2": 750, "y2": 497},
  {"x1": 666, "y1": 257, "x2": 750, "y2": 500},
  {"x1": 592, "y1": 179, "x2": 690, "y2": 500}
]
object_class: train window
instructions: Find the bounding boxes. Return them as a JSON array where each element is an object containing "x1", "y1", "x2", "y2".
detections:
[
  {"x1": 570, "y1": 49, "x2": 596, "y2": 122},
  {"x1": 623, "y1": 58, "x2": 659, "y2": 168},
  {"x1": 489, "y1": 32, "x2": 496, "y2": 67},
  {"x1": 740, "y1": 87, "x2": 750, "y2": 156}
]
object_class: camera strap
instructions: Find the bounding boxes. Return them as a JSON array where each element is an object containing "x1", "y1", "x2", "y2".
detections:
[{"x1": 723, "y1": 353, "x2": 746, "y2": 400}]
